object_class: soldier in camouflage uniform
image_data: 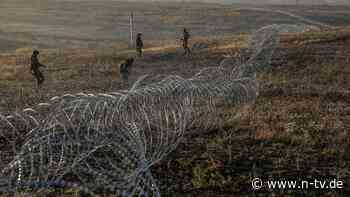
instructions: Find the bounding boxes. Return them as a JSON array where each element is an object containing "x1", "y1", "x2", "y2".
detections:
[
  {"x1": 182, "y1": 28, "x2": 191, "y2": 56},
  {"x1": 30, "y1": 50, "x2": 46, "y2": 87},
  {"x1": 119, "y1": 57, "x2": 134, "y2": 81},
  {"x1": 136, "y1": 33, "x2": 143, "y2": 57}
]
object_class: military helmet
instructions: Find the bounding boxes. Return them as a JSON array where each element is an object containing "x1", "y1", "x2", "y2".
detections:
[{"x1": 127, "y1": 57, "x2": 134, "y2": 64}]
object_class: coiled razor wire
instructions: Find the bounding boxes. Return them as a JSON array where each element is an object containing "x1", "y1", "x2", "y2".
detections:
[{"x1": 0, "y1": 24, "x2": 309, "y2": 196}]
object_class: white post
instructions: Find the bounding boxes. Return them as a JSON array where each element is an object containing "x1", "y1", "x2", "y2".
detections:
[{"x1": 129, "y1": 12, "x2": 134, "y2": 48}]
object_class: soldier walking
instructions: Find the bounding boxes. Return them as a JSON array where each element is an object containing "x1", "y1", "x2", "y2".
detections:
[
  {"x1": 30, "y1": 50, "x2": 46, "y2": 87},
  {"x1": 136, "y1": 33, "x2": 143, "y2": 57},
  {"x1": 182, "y1": 28, "x2": 191, "y2": 56}
]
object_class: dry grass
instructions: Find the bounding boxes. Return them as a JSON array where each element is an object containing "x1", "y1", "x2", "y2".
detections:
[
  {"x1": 0, "y1": 29, "x2": 350, "y2": 196},
  {"x1": 153, "y1": 60, "x2": 349, "y2": 195}
]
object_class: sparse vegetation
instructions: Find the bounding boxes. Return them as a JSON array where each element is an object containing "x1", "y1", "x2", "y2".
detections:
[{"x1": 1, "y1": 1, "x2": 350, "y2": 196}]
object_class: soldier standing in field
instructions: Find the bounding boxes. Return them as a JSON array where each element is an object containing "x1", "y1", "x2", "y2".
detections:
[
  {"x1": 30, "y1": 50, "x2": 46, "y2": 87},
  {"x1": 182, "y1": 28, "x2": 191, "y2": 56},
  {"x1": 136, "y1": 33, "x2": 143, "y2": 57}
]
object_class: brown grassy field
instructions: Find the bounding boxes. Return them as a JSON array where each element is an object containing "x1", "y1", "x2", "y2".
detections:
[
  {"x1": 151, "y1": 30, "x2": 350, "y2": 196},
  {"x1": 0, "y1": 28, "x2": 350, "y2": 196},
  {"x1": 2, "y1": 0, "x2": 350, "y2": 52}
]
